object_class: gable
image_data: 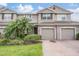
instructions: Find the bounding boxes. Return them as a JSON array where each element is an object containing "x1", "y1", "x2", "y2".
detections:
[
  {"x1": 37, "y1": 8, "x2": 54, "y2": 13},
  {"x1": 0, "y1": 7, "x2": 6, "y2": 13},
  {"x1": 48, "y1": 5, "x2": 73, "y2": 14},
  {"x1": 1, "y1": 9, "x2": 16, "y2": 13},
  {"x1": 0, "y1": 6, "x2": 16, "y2": 13}
]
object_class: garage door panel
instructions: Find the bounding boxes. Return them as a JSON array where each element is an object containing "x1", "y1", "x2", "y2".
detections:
[
  {"x1": 41, "y1": 28, "x2": 55, "y2": 40},
  {"x1": 61, "y1": 28, "x2": 75, "y2": 40}
]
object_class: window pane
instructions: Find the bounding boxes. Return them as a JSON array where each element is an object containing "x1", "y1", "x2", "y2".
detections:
[
  {"x1": 47, "y1": 14, "x2": 52, "y2": 19},
  {"x1": 4, "y1": 14, "x2": 11, "y2": 20},
  {"x1": 57, "y1": 15, "x2": 66, "y2": 21},
  {"x1": 41, "y1": 13, "x2": 52, "y2": 19},
  {"x1": 47, "y1": 14, "x2": 51, "y2": 17},
  {"x1": 41, "y1": 14, "x2": 46, "y2": 19},
  {"x1": 62, "y1": 17, "x2": 65, "y2": 20},
  {"x1": 26, "y1": 15, "x2": 31, "y2": 19}
]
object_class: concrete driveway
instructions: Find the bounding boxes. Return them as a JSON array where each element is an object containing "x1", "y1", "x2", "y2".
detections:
[{"x1": 42, "y1": 40, "x2": 79, "y2": 56}]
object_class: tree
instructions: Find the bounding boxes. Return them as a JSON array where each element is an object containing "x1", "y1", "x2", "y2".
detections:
[{"x1": 4, "y1": 17, "x2": 34, "y2": 39}]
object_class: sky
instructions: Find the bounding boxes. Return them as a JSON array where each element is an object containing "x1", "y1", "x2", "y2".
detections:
[{"x1": 0, "y1": 3, "x2": 79, "y2": 21}]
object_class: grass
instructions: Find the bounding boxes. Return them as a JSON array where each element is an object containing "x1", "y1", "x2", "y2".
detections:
[{"x1": 0, "y1": 43, "x2": 43, "y2": 56}]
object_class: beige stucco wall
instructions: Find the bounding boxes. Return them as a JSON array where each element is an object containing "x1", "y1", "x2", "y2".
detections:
[
  {"x1": 30, "y1": 14, "x2": 38, "y2": 23},
  {"x1": 13, "y1": 14, "x2": 17, "y2": 20}
]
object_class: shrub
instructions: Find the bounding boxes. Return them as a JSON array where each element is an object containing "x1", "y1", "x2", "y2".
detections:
[
  {"x1": 0, "y1": 39, "x2": 10, "y2": 45},
  {"x1": 76, "y1": 33, "x2": 79, "y2": 40},
  {"x1": 0, "y1": 39, "x2": 4, "y2": 45},
  {"x1": 4, "y1": 17, "x2": 34, "y2": 39},
  {"x1": 0, "y1": 39, "x2": 24, "y2": 45},
  {"x1": 24, "y1": 34, "x2": 41, "y2": 44},
  {"x1": 0, "y1": 34, "x2": 4, "y2": 39},
  {"x1": 10, "y1": 39, "x2": 24, "y2": 45},
  {"x1": 24, "y1": 34, "x2": 41, "y2": 41}
]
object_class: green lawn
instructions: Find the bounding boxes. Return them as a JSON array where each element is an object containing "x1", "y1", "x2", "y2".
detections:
[{"x1": 0, "y1": 43, "x2": 43, "y2": 56}]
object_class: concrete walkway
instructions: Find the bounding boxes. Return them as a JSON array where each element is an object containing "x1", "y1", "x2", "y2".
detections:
[{"x1": 42, "y1": 40, "x2": 79, "y2": 56}]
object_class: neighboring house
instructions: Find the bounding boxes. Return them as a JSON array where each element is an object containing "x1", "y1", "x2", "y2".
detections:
[{"x1": 0, "y1": 5, "x2": 79, "y2": 40}]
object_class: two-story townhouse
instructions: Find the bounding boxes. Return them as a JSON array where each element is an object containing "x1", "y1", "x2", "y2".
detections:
[
  {"x1": 0, "y1": 6, "x2": 17, "y2": 34},
  {"x1": 37, "y1": 5, "x2": 79, "y2": 40},
  {"x1": 0, "y1": 5, "x2": 79, "y2": 40}
]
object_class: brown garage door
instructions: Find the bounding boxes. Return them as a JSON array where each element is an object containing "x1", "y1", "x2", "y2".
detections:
[
  {"x1": 41, "y1": 28, "x2": 55, "y2": 40},
  {"x1": 61, "y1": 28, "x2": 75, "y2": 40}
]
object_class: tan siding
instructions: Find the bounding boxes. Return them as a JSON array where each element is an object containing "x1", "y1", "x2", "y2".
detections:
[
  {"x1": 38, "y1": 9, "x2": 53, "y2": 13},
  {"x1": 1, "y1": 10, "x2": 16, "y2": 13},
  {"x1": 13, "y1": 14, "x2": 17, "y2": 20},
  {"x1": 30, "y1": 14, "x2": 37, "y2": 23}
]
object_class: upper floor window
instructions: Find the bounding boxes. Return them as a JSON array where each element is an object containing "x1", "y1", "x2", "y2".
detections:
[
  {"x1": 57, "y1": 14, "x2": 67, "y2": 21},
  {"x1": 41, "y1": 13, "x2": 52, "y2": 19},
  {"x1": 4, "y1": 14, "x2": 11, "y2": 20},
  {"x1": 62, "y1": 17, "x2": 65, "y2": 21},
  {"x1": 26, "y1": 14, "x2": 31, "y2": 20}
]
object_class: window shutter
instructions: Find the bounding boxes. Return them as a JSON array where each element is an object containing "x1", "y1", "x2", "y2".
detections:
[
  {"x1": 41, "y1": 13, "x2": 42, "y2": 19},
  {"x1": 2, "y1": 13, "x2": 4, "y2": 20},
  {"x1": 11, "y1": 14, "x2": 13, "y2": 19}
]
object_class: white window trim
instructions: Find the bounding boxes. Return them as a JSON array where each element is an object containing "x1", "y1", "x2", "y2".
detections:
[{"x1": 60, "y1": 27, "x2": 76, "y2": 40}]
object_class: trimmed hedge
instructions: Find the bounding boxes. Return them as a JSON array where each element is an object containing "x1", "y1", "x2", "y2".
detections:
[
  {"x1": 0, "y1": 39, "x2": 10, "y2": 45},
  {"x1": 0, "y1": 34, "x2": 41, "y2": 45},
  {"x1": 24, "y1": 34, "x2": 41, "y2": 41},
  {"x1": 10, "y1": 40, "x2": 24, "y2": 45},
  {"x1": 0, "y1": 39, "x2": 24, "y2": 45},
  {"x1": 24, "y1": 34, "x2": 41, "y2": 44}
]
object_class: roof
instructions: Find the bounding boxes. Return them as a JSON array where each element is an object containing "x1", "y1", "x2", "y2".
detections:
[
  {"x1": 37, "y1": 5, "x2": 73, "y2": 14},
  {"x1": 0, "y1": 5, "x2": 73, "y2": 14},
  {"x1": 0, "y1": 5, "x2": 16, "y2": 13}
]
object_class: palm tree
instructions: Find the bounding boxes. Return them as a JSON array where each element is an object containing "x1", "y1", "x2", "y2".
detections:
[{"x1": 4, "y1": 17, "x2": 34, "y2": 39}]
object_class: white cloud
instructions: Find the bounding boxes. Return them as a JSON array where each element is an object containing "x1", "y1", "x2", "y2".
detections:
[
  {"x1": 68, "y1": 3, "x2": 78, "y2": 7},
  {"x1": 38, "y1": 6, "x2": 44, "y2": 10},
  {"x1": 0, "y1": 3, "x2": 7, "y2": 6},
  {"x1": 32, "y1": 6, "x2": 44, "y2": 13},
  {"x1": 68, "y1": 8, "x2": 79, "y2": 21},
  {"x1": 16, "y1": 4, "x2": 34, "y2": 13},
  {"x1": 68, "y1": 8, "x2": 79, "y2": 13},
  {"x1": 71, "y1": 14, "x2": 79, "y2": 21}
]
